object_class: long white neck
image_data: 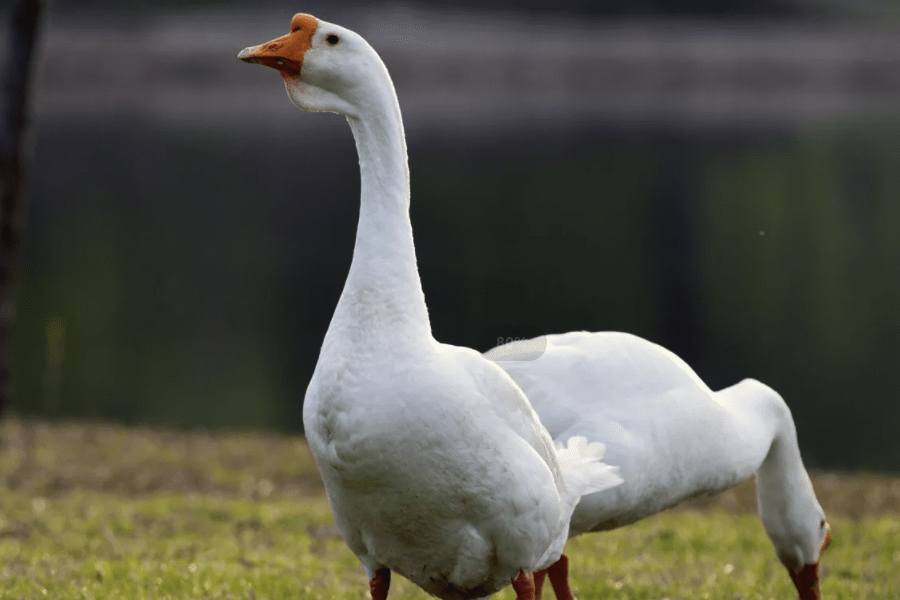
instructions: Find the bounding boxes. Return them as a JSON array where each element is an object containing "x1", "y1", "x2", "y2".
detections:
[
  {"x1": 755, "y1": 403, "x2": 823, "y2": 569},
  {"x1": 326, "y1": 67, "x2": 431, "y2": 345}
]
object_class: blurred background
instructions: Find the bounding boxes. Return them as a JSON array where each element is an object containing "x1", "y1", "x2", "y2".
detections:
[{"x1": 3, "y1": 0, "x2": 900, "y2": 472}]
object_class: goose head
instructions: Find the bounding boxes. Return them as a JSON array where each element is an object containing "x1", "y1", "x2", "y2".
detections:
[
  {"x1": 783, "y1": 518, "x2": 832, "y2": 600},
  {"x1": 759, "y1": 485, "x2": 832, "y2": 599},
  {"x1": 238, "y1": 13, "x2": 382, "y2": 118}
]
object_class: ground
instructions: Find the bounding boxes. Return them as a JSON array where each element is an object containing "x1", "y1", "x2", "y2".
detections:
[{"x1": 1, "y1": 417, "x2": 898, "y2": 599}]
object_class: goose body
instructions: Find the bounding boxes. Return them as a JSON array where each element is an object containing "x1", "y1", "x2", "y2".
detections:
[
  {"x1": 487, "y1": 331, "x2": 832, "y2": 599},
  {"x1": 239, "y1": 14, "x2": 620, "y2": 600},
  {"x1": 308, "y1": 338, "x2": 609, "y2": 598}
]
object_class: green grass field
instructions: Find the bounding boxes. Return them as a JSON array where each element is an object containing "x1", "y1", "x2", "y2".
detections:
[{"x1": 1, "y1": 418, "x2": 898, "y2": 599}]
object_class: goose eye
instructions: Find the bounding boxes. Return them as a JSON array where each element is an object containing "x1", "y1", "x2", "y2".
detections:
[{"x1": 326, "y1": 34, "x2": 340, "y2": 45}]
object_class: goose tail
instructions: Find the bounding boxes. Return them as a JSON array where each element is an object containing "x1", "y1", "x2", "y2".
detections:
[
  {"x1": 555, "y1": 435, "x2": 622, "y2": 502},
  {"x1": 534, "y1": 435, "x2": 622, "y2": 570}
]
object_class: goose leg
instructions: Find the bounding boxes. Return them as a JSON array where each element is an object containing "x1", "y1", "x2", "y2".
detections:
[
  {"x1": 532, "y1": 567, "x2": 547, "y2": 600},
  {"x1": 511, "y1": 569, "x2": 536, "y2": 600},
  {"x1": 547, "y1": 553, "x2": 576, "y2": 600},
  {"x1": 369, "y1": 568, "x2": 391, "y2": 600},
  {"x1": 534, "y1": 569, "x2": 547, "y2": 600}
]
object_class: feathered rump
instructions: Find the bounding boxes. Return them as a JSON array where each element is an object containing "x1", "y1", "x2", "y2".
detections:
[
  {"x1": 555, "y1": 435, "x2": 623, "y2": 502},
  {"x1": 533, "y1": 435, "x2": 623, "y2": 570}
]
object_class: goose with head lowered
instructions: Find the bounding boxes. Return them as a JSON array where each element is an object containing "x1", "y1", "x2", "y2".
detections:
[
  {"x1": 238, "y1": 14, "x2": 622, "y2": 600},
  {"x1": 486, "y1": 332, "x2": 832, "y2": 600}
]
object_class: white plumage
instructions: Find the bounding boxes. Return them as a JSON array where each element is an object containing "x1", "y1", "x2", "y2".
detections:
[
  {"x1": 486, "y1": 331, "x2": 832, "y2": 599},
  {"x1": 239, "y1": 14, "x2": 621, "y2": 600}
]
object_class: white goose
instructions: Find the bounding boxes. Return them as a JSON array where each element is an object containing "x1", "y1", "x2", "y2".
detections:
[
  {"x1": 486, "y1": 332, "x2": 832, "y2": 600},
  {"x1": 239, "y1": 14, "x2": 622, "y2": 600}
]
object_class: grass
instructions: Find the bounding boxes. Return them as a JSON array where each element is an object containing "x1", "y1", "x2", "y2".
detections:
[{"x1": 1, "y1": 418, "x2": 899, "y2": 599}]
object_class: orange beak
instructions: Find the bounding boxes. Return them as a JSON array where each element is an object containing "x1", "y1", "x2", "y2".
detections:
[
  {"x1": 789, "y1": 563, "x2": 822, "y2": 600},
  {"x1": 788, "y1": 522, "x2": 832, "y2": 600},
  {"x1": 238, "y1": 13, "x2": 318, "y2": 78}
]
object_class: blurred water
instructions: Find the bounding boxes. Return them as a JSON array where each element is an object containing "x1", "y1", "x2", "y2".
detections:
[{"x1": 9, "y1": 8, "x2": 900, "y2": 472}]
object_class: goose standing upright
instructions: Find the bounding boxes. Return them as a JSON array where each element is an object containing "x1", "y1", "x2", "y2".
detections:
[
  {"x1": 238, "y1": 14, "x2": 622, "y2": 600},
  {"x1": 486, "y1": 332, "x2": 832, "y2": 600}
]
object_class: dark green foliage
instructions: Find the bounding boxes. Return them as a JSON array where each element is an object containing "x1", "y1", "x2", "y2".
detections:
[{"x1": 12, "y1": 119, "x2": 900, "y2": 472}]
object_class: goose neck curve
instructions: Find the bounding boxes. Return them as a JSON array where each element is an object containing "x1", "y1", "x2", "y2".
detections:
[{"x1": 330, "y1": 82, "x2": 431, "y2": 344}]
